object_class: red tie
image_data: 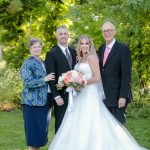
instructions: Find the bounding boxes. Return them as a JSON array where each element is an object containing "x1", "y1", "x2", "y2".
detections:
[{"x1": 103, "y1": 45, "x2": 110, "y2": 66}]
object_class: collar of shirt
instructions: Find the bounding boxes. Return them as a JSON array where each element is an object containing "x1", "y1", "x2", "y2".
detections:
[
  {"x1": 107, "y1": 38, "x2": 116, "y2": 52},
  {"x1": 58, "y1": 44, "x2": 69, "y2": 55}
]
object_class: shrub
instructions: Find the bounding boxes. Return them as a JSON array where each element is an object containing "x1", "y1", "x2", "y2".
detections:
[{"x1": 0, "y1": 61, "x2": 22, "y2": 107}]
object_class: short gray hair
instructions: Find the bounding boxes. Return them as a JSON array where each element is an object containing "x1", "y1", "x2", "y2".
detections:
[
  {"x1": 56, "y1": 25, "x2": 68, "y2": 35},
  {"x1": 102, "y1": 21, "x2": 116, "y2": 30},
  {"x1": 28, "y1": 38, "x2": 42, "y2": 48}
]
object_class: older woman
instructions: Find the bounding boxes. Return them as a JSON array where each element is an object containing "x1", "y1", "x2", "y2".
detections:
[{"x1": 20, "y1": 38, "x2": 55, "y2": 150}]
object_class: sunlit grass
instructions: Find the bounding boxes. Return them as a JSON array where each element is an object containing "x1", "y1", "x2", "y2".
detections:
[{"x1": 0, "y1": 110, "x2": 149, "y2": 150}]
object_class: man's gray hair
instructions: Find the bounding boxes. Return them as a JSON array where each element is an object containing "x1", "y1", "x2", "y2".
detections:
[
  {"x1": 102, "y1": 21, "x2": 116, "y2": 30},
  {"x1": 56, "y1": 25, "x2": 68, "y2": 34}
]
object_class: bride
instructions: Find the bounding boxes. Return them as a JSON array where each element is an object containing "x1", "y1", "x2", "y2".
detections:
[{"x1": 48, "y1": 35, "x2": 147, "y2": 150}]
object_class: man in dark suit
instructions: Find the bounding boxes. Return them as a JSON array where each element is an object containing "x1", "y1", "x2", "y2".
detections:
[
  {"x1": 98, "y1": 21, "x2": 132, "y2": 125},
  {"x1": 45, "y1": 25, "x2": 76, "y2": 132}
]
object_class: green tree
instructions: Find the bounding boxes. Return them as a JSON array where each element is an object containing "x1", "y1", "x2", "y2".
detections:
[{"x1": 0, "y1": 0, "x2": 71, "y2": 69}]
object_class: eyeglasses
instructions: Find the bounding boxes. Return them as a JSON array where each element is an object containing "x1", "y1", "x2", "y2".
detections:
[{"x1": 102, "y1": 29, "x2": 114, "y2": 33}]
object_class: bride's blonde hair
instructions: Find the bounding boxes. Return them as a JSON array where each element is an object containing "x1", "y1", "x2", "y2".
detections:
[{"x1": 76, "y1": 35, "x2": 96, "y2": 62}]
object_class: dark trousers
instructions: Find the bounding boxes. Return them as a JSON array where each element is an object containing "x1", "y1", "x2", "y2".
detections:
[
  {"x1": 53, "y1": 96, "x2": 68, "y2": 133},
  {"x1": 106, "y1": 106, "x2": 126, "y2": 125},
  {"x1": 47, "y1": 93, "x2": 53, "y2": 108}
]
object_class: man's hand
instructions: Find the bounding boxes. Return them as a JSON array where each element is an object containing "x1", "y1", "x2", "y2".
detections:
[
  {"x1": 55, "y1": 97, "x2": 64, "y2": 106},
  {"x1": 118, "y1": 98, "x2": 126, "y2": 108}
]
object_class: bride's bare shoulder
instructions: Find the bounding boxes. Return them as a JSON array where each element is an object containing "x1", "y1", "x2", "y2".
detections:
[{"x1": 87, "y1": 54, "x2": 99, "y2": 63}]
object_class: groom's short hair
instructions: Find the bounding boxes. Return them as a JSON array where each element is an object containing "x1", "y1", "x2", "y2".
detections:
[{"x1": 56, "y1": 25, "x2": 68, "y2": 35}]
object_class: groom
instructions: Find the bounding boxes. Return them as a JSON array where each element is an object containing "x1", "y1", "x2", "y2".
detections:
[
  {"x1": 45, "y1": 25, "x2": 76, "y2": 132},
  {"x1": 98, "y1": 21, "x2": 132, "y2": 125}
]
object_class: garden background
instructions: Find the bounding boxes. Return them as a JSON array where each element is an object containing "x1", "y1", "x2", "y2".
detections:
[{"x1": 0, "y1": 0, "x2": 150, "y2": 149}]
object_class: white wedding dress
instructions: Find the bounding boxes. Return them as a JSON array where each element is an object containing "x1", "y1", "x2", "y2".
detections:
[{"x1": 49, "y1": 63, "x2": 147, "y2": 150}]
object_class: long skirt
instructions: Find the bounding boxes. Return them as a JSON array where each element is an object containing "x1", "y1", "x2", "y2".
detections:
[{"x1": 22, "y1": 94, "x2": 52, "y2": 147}]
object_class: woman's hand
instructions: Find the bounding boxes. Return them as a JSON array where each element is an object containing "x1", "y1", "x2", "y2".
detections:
[{"x1": 44, "y1": 73, "x2": 55, "y2": 82}]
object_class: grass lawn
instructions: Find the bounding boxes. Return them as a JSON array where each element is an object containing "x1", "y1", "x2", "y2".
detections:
[{"x1": 0, "y1": 110, "x2": 149, "y2": 150}]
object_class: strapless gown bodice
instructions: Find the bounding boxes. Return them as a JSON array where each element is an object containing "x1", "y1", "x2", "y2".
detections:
[{"x1": 75, "y1": 62, "x2": 92, "y2": 80}]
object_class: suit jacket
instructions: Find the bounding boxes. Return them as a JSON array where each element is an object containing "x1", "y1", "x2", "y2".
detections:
[
  {"x1": 45, "y1": 45, "x2": 76, "y2": 100},
  {"x1": 98, "y1": 41, "x2": 132, "y2": 107},
  {"x1": 20, "y1": 56, "x2": 48, "y2": 106}
]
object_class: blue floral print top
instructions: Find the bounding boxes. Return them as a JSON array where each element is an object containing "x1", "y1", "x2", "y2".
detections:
[{"x1": 20, "y1": 56, "x2": 48, "y2": 106}]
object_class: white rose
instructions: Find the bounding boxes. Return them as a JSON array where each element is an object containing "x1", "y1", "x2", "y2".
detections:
[
  {"x1": 72, "y1": 70, "x2": 78, "y2": 78},
  {"x1": 58, "y1": 75, "x2": 65, "y2": 82}
]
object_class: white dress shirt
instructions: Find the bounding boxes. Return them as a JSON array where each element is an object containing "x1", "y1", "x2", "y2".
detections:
[{"x1": 107, "y1": 38, "x2": 116, "y2": 52}]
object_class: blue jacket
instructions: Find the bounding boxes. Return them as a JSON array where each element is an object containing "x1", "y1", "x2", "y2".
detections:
[{"x1": 20, "y1": 56, "x2": 48, "y2": 106}]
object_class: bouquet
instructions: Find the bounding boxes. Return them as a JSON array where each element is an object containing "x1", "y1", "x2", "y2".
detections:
[
  {"x1": 56, "y1": 70, "x2": 87, "y2": 93},
  {"x1": 56, "y1": 70, "x2": 87, "y2": 111}
]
